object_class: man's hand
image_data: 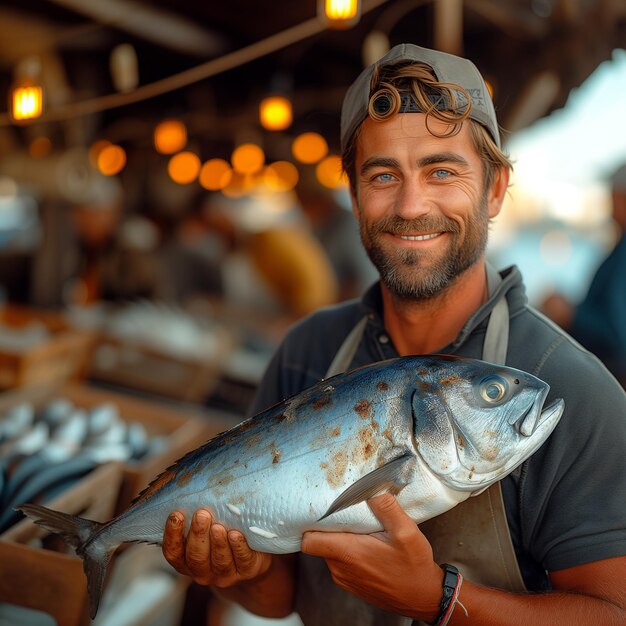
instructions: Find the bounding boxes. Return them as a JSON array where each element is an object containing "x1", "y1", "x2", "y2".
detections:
[
  {"x1": 301, "y1": 493, "x2": 444, "y2": 622},
  {"x1": 162, "y1": 509, "x2": 272, "y2": 588}
]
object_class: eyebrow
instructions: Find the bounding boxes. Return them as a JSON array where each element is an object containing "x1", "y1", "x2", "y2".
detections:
[
  {"x1": 417, "y1": 152, "x2": 470, "y2": 168},
  {"x1": 359, "y1": 152, "x2": 470, "y2": 177},
  {"x1": 359, "y1": 157, "x2": 400, "y2": 177}
]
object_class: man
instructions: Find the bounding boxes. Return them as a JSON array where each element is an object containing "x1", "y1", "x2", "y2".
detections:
[
  {"x1": 542, "y1": 162, "x2": 626, "y2": 387},
  {"x1": 162, "y1": 44, "x2": 626, "y2": 625}
]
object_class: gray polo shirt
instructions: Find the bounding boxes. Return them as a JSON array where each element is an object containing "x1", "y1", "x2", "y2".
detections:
[{"x1": 249, "y1": 265, "x2": 626, "y2": 591}]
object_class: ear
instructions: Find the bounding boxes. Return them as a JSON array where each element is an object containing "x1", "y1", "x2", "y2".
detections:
[
  {"x1": 486, "y1": 167, "x2": 510, "y2": 219},
  {"x1": 350, "y1": 189, "x2": 361, "y2": 221}
]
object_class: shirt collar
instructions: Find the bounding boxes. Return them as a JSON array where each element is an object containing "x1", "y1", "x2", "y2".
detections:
[{"x1": 358, "y1": 265, "x2": 527, "y2": 351}]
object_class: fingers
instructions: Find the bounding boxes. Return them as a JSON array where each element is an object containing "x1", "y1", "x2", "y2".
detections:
[
  {"x1": 162, "y1": 512, "x2": 191, "y2": 576},
  {"x1": 184, "y1": 509, "x2": 214, "y2": 580},
  {"x1": 163, "y1": 509, "x2": 270, "y2": 587},
  {"x1": 302, "y1": 529, "x2": 354, "y2": 559},
  {"x1": 229, "y1": 530, "x2": 271, "y2": 579},
  {"x1": 208, "y1": 521, "x2": 237, "y2": 581},
  {"x1": 302, "y1": 494, "x2": 415, "y2": 559},
  {"x1": 367, "y1": 493, "x2": 415, "y2": 536}
]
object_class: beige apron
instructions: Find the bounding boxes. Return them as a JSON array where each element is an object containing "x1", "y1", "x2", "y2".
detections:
[{"x1": 296, "y1": 266, "x2": 526, "y2": 626}]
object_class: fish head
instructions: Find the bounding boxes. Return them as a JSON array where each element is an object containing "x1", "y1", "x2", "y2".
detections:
[{"x1": 411, "y1": 355, "x2": 564, "y2": 492}]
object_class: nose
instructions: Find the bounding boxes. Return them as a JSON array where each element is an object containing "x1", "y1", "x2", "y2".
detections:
[{"x1": 393, "y1": 177, "x2": 434, "y2": 220}]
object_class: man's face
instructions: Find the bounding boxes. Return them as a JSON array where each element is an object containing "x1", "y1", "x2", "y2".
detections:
[{"x1": 352, "y1": 113, "x2": 501, "y2": 301}]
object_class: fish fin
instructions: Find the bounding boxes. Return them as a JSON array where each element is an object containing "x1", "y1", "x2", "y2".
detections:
[
  {"x1": 318, "y1": 454, "x2": 415, "y2": 521},
  {"x1": 16, "y1": 503, "x2": 114, "y2": 619}
]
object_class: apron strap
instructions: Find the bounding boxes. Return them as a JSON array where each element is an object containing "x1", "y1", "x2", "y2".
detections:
[
  {"x1": 306, "y1": 265, "x2": 526, "y2": 626},
  {"x1": 484, "y1": 262, "x2": 510, "y2": 364},
  {"x1": 325, "y1": 315, "x2": 368, "y2": 378}
]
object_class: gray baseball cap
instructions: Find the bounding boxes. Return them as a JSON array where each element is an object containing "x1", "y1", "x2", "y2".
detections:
[{"x1": 340, "y1": 43, "x2": 500, "y2": 150}]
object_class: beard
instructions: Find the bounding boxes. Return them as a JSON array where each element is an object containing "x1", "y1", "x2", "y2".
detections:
[{"x1": 358, "y1": 195, "x2": 490, "y2": 301}]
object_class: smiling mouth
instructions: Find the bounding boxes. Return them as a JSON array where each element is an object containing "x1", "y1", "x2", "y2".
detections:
[{"x1": 397, "y1": 232, "x2": 442, "y2": 241}]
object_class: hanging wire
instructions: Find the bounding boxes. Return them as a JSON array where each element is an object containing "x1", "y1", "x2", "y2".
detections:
[{"x1": 0, "y1": 0, "x2": 390, "y2": 127}]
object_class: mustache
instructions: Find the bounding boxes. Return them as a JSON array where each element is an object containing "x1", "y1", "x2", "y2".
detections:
[{"x1": 367, "y1": 215, "x2": 461, "y2": 236}]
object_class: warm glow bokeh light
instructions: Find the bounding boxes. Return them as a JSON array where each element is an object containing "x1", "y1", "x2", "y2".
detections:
[
  {"x1": 264, "y1": 161, "x2": 299, "y2": 191},
  {"x1": 316, "y1": 155, "x2": 348, "y2": 189},
  {"x1": 292, "y1": 132, "x2": 328, "y2": 164},
  {"x1": 260, "y1": 96, "x2": 293, "y2": 131},
  {"x1": 154, "y1": 119, "x2": 187, "y2": 154},
  {"x1": 168, "y1": 151, "x2": 201, "y2": 184},
  {"x1": 89, "y1": 140, "x2": 112, "y2": 167},
  {"x1": 29, "y1": 136, "x2": 52, "y2": 159},
  {"x1": 222, "y1": 171, "x2": 254, "y2": 198},
  {"x1": 199, "y1": 158, "x2": 232, "y2": 190},
  {"x1": 321, "y1": 0, "x2": 360, "y2": 27},
  {"x1": 231, "y1": 143, "x2": 265, "y2": 175},
  {"x1": 11, "y1": 83, "x2": 44, "y2": 122},
  {"x1": 325, "y1": 0, "x2": 359, "y2": 20},
  {"x1": 97, "y1": 144, "x2": 126, "y2": 176}
]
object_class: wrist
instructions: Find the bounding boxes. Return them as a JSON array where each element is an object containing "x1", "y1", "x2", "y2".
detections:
[
  {"x1": 419, "y1": 562, "x2": 446, "y2": 624},
  {"x1": 428, "y1": 563, "x2": 466, "y2": 626}
]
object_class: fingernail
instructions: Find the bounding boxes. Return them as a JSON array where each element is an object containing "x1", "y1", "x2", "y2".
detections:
[
  {"x1": 168, "y1": 514, "x2": 181, "y2": 527},
  {"x1": 194, "y1": 511, "x2": 210, "y2": 530}
]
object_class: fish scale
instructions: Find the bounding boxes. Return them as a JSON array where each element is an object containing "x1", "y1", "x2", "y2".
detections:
[{"x1": 16, "y1": 354, "x2": 564, "y2": 619}]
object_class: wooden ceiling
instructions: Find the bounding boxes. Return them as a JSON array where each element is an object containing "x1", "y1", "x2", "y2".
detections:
[{"x1": 0, "y1": 0, "x2": 624, "y2": 157}]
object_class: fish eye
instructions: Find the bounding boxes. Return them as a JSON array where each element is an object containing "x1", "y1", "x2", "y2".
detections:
[{"x1": 479, "y1": 376, "x2": 508, "y2": 403}]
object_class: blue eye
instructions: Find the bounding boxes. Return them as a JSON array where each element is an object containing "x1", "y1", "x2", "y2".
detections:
[
  {"x1": 433, "y1": 169, "x2": 450, "y2": 179},
  {"x1": 376, "y1": 173, "x2": 395, "y2": 183},
  {"x1": 479, "y1": 376, "x2": 508, "y2": 403}
]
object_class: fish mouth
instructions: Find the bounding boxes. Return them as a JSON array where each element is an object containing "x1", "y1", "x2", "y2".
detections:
[{"x1": 517, "y1": 393, "x2": 565, "y2": 437}]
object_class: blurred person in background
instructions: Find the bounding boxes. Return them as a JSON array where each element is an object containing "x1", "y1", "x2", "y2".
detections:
[
  {"x1": 295, "y1": 166, "x2": 378, "y2": 301},
  {"x1": 161, "y1": 191, "x2": 340, "y2": 327},
  {"x1": 67, "y1": 202, "x2": 162, "y2": 305},
  {"x1": 157, "y1": 190, "x2": 227, "y2": 303},
  {"x1": 542, "y1": 162, "x2": 626, "y2": 386}
]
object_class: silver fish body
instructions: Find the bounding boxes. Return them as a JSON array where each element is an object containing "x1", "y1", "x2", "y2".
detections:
[{"x1": 17, "y1": 354, "x2": 564, "y2": 618}]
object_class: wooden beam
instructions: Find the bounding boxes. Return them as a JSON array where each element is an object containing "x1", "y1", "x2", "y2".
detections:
[{"x1": 434, "y1": 0, "x2": 464, "y2": 55}]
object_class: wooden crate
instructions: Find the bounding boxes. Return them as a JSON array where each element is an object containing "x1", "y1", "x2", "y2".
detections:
[
  {"x1": 0, "y1": 462, "x2": 124, "y2": 626},
  {"x1": 0, "y1": 305, "x2": 95, "y2": 390},
  {"x1": 88, "y1": 332, "x2": 232, "y2": 403},
  {"x1": 0, "y1": 381, "x2": 235, "y2": 513},
  {"x1": 93, "y1": 544, "x2": 191, "y2": 626},
  {"x1": 0, "y1": 382, "x2": 238, "y2": 626},
  {"x1": 56, "y1": 382, "x2": 234, "y2": 512}
]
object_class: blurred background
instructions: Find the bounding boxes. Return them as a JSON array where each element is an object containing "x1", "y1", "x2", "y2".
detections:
[{"x1": 0, "y1": 1, "x2": 624, "y2": 625}]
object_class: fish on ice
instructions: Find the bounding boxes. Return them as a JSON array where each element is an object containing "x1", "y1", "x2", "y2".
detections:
[{"x1": 16, "y1": 354, "x2": 565, "y2": 618}]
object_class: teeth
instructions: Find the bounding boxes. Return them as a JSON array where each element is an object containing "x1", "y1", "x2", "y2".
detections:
[{"x1": 398, "y1": 233, "x2": 440, "y2": 241}]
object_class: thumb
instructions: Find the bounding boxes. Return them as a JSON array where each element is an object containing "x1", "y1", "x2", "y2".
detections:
[{"x1": 367, "y1": 493, "x2": 413, "y2": 532}]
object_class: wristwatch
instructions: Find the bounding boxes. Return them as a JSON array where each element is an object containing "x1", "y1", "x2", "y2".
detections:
[{"x1": 432, "y1": 563, "x2": 460, "y2": 626}]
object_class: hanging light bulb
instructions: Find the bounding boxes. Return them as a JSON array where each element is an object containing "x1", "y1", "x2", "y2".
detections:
[
  {"x1": 10, "y1": 79, "x2": 44, "y2": 123},
  {"x1": 199, "y1": 159, "x2": 232, "y2": 191},
  {"x1": 97, "y1": 144, "x2": 127, "y2": 176},
  {"x1": 362, "y1": 31, "x2": 390, "y2": 66},
  {"x1": 168, "y1": 151, "x2": 201, "y2": 184},
  {"x1": 292, "y1": 132, "x2": 328, "y2": 164},
  {"x1": 154, "y1": 119, "x2": 187, "y2": 154},
  {"x1": 316, "y1": 155, "x2": 349, "y2": 189},
  {"x1": 318, "y1": 0, "x2": 361, "y2": 29},
  {"x1": 231, "y1": 143, "x2": 265, "y2": 175},
  {"x1": 10, "y1": 56, "x2": 44, "y2": 124},
  {"x1": 110, "y1": 44, "x2": 139, "y2": 93},
  {"x1": 259, "y1": 95, "x2": 293, "y2": 131}
]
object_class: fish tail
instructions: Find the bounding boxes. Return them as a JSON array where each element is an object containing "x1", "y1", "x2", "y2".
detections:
[{"x1": 16, "y1": 503, "x2": 115, "y2": 619}]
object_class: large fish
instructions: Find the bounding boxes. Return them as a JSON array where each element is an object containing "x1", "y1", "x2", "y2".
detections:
[{"x1": 17, "y1": 355, "x2": 564, "y2": 618}]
